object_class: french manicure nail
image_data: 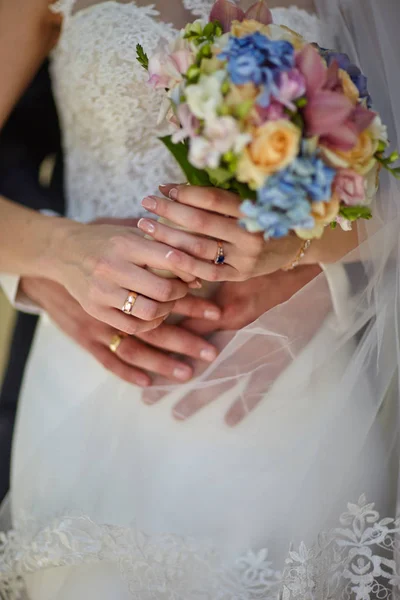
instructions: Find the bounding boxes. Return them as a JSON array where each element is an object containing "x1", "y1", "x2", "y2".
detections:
[
  {"x1": 142, "y1": 196, "x2": 157, "y2": 211},
  {"x1": 138, "y1": 218, "x2": 155, "y2": 234},
  {"x1": 200, "y1": 348, "x2": 217, "y2": 362},
  {"x1": 174, "y1": 366, "x2": 192, "y2": 381},
  {"x1": 169, "y1": 188, "x2": 179, "y2": 200},
  {"x1": 166, "y1": 250, "x2": 180, "y2": 264},
  {"x1": 204, "y1": 309, "x2": 221, "y2": 321}
]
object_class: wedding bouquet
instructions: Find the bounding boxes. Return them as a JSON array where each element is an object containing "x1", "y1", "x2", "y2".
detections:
[{"x1": 137, "y1": 0, "x2": 399, "y2": 240}]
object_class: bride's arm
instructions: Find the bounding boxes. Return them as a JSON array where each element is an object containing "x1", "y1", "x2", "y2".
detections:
[{"x1": 0, "y1": 0, "x2": 61, "y2": 130}]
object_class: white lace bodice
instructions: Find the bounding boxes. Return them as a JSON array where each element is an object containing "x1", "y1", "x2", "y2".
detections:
[{"x1": 50, "y1": 0, "x2": 324, "y2": 222}]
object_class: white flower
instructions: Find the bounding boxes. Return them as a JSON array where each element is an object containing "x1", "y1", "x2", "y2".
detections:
[
  {"x1": 369, "y1": 114, "x2": 389, "y2": 144},
  {"x1": 185, "y1": 72, "x2": 225, "y2": 120},
  {"x1": 189, "y1": 136, "x2": 221, "y2": 169},
  {"x1": 336, "y1": 216, "x2": 353, "y2": 231},
  {"x1": 204, "y1": 116, "x2": 251, "y2": 154}
]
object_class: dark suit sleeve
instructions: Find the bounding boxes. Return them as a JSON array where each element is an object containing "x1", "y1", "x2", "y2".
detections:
[
  {"x1": 0, "y1": 59, "x2": 64, "y2": 213},
  {"x1": 0, "y1": 61, "x2": 66, "y2": 502}
]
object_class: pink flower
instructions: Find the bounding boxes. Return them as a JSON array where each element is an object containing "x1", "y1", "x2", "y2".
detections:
[
  {"x1": 256, "y1": 101, "x2": 287, "y2": 122},
  {"x1": 209, "y1": 0, "x2": 273, "y2": 33},
  {"x1": 172, "y1": 105, "x2": 200, "y2": 143},
  {"x1": 334, "y1": 169, "x2": 366, "y2": 205},
  {"x1": 296, "y1": 44, "x2": 326, "y2": 96},
  {"x1": 244, "y1": 1, "x2": 273, "y2": 24},
  {"x1": 296, "y1": 45, "x2": 377, "y2": 151},
  {"x1": 209, "y1": 0, "x2": 245, "y2": 32},
  {"x1": 304, "y1": 91, "x2": 354, "y2": 137},
  {"x1": 148, "y1": 45, "x2": 193, "y2": 90},
  {"x1": 275, "y1": 69, "x2": 306, "y2": 111}
]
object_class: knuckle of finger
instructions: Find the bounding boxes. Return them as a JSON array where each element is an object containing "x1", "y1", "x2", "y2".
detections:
[
  {"x1": 208, "y1": 266, "x2": 221, "y2": 282},
  {"x1": 192, "y1": 238, "x2": 208, "y2": 258},
  {"x1": 157, "y1": 279, "x2": 174, "y2": 302},
  {"x1": 99, "y1": 354, "x2": 115, "y2": 372},
  {"x1": 141, "y1": 300, "x2": 159, "y2": 321},
  {"x1": 250, "y1": 235, "x2": 265, "y2": 255},
  {"x1": 123, "y1": 320, "x2": 139, "y2": 336},
  {"x1": 191, "y1": 212, "x2": 207, "y2": 232}
]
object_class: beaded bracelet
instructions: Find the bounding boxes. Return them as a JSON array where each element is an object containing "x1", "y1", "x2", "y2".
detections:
[{"x1": 282, "y1": 239, "x2": 312, "y2": 271}]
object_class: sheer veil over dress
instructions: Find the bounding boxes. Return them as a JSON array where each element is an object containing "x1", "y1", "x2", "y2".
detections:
[{"x1": 1, "y1": 1, "x2": 400, "y2": 598}]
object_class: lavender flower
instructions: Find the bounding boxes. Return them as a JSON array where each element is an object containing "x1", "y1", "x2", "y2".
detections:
[{"x1": 318, "y1": 47, "x2": 372, "y2": 107}]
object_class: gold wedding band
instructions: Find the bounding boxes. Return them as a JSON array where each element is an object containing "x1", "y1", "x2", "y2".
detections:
[
  {"x1": 122, "y1": 291, "x2": 138, "y2": 315},
  {"x1": 109, "y1": 333, "x2": 124, "y2": 354}
]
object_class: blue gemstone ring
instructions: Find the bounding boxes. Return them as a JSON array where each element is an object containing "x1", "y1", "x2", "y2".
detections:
[{"x1": 214, "y1": 241, "x2": 225, "y2": 265}]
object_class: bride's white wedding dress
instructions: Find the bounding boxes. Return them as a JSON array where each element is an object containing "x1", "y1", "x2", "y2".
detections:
[{"x1": 1, "y1": 1, "x2": 400, "y2": 599}]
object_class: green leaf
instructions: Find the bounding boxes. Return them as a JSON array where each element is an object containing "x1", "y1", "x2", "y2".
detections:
[
  {"x1": 159, "y1": 136, "x2": 212, "y2": 187},
  {"x1": 231, "y1": 181, "x2": 257, "y2": 201},
  {"x1": 339, "y1": 205, "x2": 372, "y2": 222},
  {"x1": 206, "y1": 167, "x2": 234, "y2": 187},
  {"x1": 203, "y1": 22, "x2": 216, "y2": 38},
  {"x1": 136, "y1": 44, "x2": 149, "y2": 71},
  {"x1": 234, "y1": 99, "x2": 254, "y2": 119}
]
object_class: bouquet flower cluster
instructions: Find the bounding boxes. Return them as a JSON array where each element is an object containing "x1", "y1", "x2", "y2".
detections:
[{"x1": 137, "y1": 0, "x2": 399, "y2": 240}]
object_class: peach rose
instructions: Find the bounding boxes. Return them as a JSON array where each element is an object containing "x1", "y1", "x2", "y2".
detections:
[
  {"x1": 339, "y1": 70, "x2": 360, "y2": 105},
  {"x1": 322, "y1": 131, "x2": 378, "y2": 175},
  {"x1": 295, "y1": 195, "x2": 340, "y2": 239},
  {"x1": 231, "y1": 19, "x2": 270, "y2": 38},
  {"x1": 238, "y1": 120, "x2": 301, "y2": 188}
]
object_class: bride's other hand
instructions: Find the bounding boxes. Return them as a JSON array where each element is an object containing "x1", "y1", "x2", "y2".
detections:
[
  {"x1": 19, "y1": 278, "x2": 220, "y2": 386},
  {"x1": 45, "y1": 218, "x2": 209, "y2": 337},
  {"x1": 139, "y1": 184, "x2": 359, "y2": 280},
  {"x1": 139, "y1": 184, "x2": 302, "y2": 280}
]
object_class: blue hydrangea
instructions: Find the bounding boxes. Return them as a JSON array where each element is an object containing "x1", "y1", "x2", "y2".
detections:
[
  {"x1": 240, "y1": 155, "x2": 336, "y2": 239},
  {"x1": 219, "y1": 32, "x2": 295, "y2": 106},
  {"x1": 318, "y1": 47, "x2": 372, "y2": 108}
]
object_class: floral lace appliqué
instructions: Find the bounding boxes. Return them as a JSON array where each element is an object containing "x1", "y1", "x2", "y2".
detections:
[{"x1": 1, "y1": 496, "x2": 400, "y2": 600}]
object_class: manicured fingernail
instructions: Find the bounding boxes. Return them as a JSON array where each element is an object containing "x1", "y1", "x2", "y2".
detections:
[
  {"x1": 137, "y1": 376, "x2": 151, "y2": 388},
  {"x1": 169, "y1": 188, "x2": 179, "y2": 200},
  {"x1": 166, "y1": 250, "x2": 180, "y2": 264},
  {"x1": 142, "y1": 196, "x2": 157, "y2": 211},
  {"x1": 204, "y1": 309, "x2": 221, "y2": 321},
  {"x1": 174, "y1": 366, "x2": 192, "y2": 381},
  {"x1": 159, "y1": 184, "x2": 169, "y2": 189},
  {"x1": 200, "y1": 348, "x2": 217, "y2": 362},
  {"x1": 138, "y1": 218, "x2": 155, "y2": 234},
  {"x1": 190, "y1": 279, "x2": 203, "y2": 289}
]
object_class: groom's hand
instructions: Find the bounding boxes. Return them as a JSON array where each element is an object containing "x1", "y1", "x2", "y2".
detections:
[
  {"x1": 167, "y1": 265, "x2": 331, "y2": 426},
  {"x1": 182, "y1": 265, "x2": 323, "y2": 336},
  {"x1": 19, "y1": 277, "x2": 220, "y2": 387}
]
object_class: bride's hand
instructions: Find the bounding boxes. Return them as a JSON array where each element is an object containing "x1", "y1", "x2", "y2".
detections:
[
  {"x1": 138, "y1": 184, "x2": 303, "y2": 281},
  {"x1": 46, "y1": 219, "x2": 206, "y2": 336},
  {"x1": 20, "y1": 277, "x2": 220, "y2": 387}
]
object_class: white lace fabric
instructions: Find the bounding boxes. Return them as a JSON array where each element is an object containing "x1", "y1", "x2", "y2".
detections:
[
  {"x1": 1, "y1": 495, "x2": 400, "y2": 599},
  {"x1": 48, "y1": 0, "x2": 323, "y2": 223}
]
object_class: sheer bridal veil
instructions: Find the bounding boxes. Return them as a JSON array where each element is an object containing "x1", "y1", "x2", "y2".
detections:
[{"x1": 2, "y1": 0, "x2": 400, "y2": 598}]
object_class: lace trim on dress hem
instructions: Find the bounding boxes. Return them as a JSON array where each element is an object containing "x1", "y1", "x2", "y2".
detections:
[{"x1": 1, "y1": 496, "x2": 399, "y2": 600}]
